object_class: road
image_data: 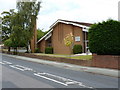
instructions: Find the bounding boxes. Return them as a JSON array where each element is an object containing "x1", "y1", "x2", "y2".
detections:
[{"x1": 1, "y1": 54, "x2": 119, "y2": 89}]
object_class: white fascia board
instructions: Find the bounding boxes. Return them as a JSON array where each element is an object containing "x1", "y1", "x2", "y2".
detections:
[
  {"x1": 50, "y1": 20, "x2": 90, "y2": 32},
  {"x1": 37, "y1": 29, "x2": 53, "y2": 43},
  {"x1": 45, "y1": 33, "x2": 52, "y2": 40}
]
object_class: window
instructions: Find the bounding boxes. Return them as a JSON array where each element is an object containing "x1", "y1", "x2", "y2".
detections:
[{"x1": 75, "y1": 36, "x2": 80, "y2": 42}]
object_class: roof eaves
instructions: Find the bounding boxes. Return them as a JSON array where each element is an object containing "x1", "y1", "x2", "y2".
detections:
[
  {"x1": 37, "y1": 29, "x2": 53, "y2": 43},
  {"x1": 50, "y1": 19, "x2": 90, "y2": 30}
]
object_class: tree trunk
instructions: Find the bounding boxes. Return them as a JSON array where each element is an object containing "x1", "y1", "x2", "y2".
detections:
[
  {"x1": 26, "y1": 46, "x2": 29, "y2": 53},
  {"x1": 14, "y1": 48, "x2": 15, "y2": 55},
  {"x1": 8, "y1": 47, "x2": 10, "y2": 52},
  {"x1": 16, "y1": 47, "x2": 17, "y2": 54}
]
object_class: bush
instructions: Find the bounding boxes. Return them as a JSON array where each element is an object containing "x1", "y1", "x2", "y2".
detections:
[
  {"x1": 88, "y1": 19, "x2": 120, "y2": 55},
  {"x1": 35, "y1": 48, "x2": 40, "y2": 53},
  {"x1": 45, "y1": 47, "x2": 53, "y2": 54},
  {"x1": 73, "y1": 44, "x2": 82, "y2": 54}
]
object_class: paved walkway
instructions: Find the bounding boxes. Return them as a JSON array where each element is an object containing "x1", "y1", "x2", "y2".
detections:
[{"x1": 2, "y1": 53, "x2": 119, "y2": 78}]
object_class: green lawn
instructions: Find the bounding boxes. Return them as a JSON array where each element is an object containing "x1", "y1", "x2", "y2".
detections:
[
  {"x1": 2, "y1": 49, "x2": 92, "y2": 60},
  {"x1": 68, "y1": 55, "x2": 92, "y2": 60},
  {"x1": 34, "y1": 53, "x2": 92, "y2": 60}
]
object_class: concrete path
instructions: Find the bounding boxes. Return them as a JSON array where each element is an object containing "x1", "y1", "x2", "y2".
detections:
[{"x1": 2, "y1": 53, "x2": 119, "y2": 78}]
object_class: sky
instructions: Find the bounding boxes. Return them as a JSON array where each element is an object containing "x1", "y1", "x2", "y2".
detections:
[{"x1": 0, "y1": 0, "x2": 119, "y2": 31}]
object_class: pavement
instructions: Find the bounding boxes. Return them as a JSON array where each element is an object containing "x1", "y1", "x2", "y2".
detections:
[{"x1": 2, "y1": 53, "x2": 119, "y2": 78}]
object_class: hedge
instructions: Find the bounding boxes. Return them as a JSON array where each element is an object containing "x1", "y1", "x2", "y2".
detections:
[
  {"x1": 73, "y1": 44, "x2": 82, "y2": 54},
  {"x1": 88, "y1": 19, "x2": 120, "y2": 55},
  {"x1": 35, "y1": 48, "x2": 40, "y2": 53},
  {"x1": 45, "y1": 47, "x2": 53, "y2": 54}
]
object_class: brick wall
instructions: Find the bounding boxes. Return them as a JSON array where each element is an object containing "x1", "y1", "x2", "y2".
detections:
[{"x1": 92, "y1": 54, "x2": 120, "y2": 69}]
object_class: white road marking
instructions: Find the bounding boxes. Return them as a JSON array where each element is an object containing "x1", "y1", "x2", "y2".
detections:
[
  {"x1": 3, "y1": 61, "x2": 12, "y2": 64},
  {"x1": 9, "y1": 64, "x2": 33, "y2": 72},
  {"x1": 2, "y1": 60, "x2": 93, "y2": 88},
  {"x1": 34, "y1": 73, "x2": 68, "y2": 86},
  {"x1": 15, "y1": 65, "x2": 33, "y2": 71},
  {"x1": 9, "y1": 65, "x2": 25, "y2": 71},
  {"x1": 0, "y1": 62, "x2": 5, "y2": 65},
  {"x1": 34, "y1": 72, "x2": 93, "y2": 88}
]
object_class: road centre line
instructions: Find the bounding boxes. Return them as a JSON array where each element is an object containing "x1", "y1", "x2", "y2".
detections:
[
  {"x1": 8, "y1": 64, "x2": 33, "y2": 71},
  {"x1": 34, "y1": 72, "x2": 93, "y2": 88},
  {"x1": 34, "y1": 73, "x2": 68, "y2": 86},
  {"x1": 15, "y1": 65, "x2": 33, "y2": 71},
  {"x1": 2, "y1": 59, "x2": 94, "y2": 88},
  {"x1": 9, "y1": 65, "x2": 25, "y2": 71},
  {"x1": 3, "y1": 61, "x2": 12, "y2": 64},
  {"x1": 0, "y1": 62, "x2": 3, "y2": 64},
  {"x1": 4, "y1": 61, "x2": 93, "y2": 88}
]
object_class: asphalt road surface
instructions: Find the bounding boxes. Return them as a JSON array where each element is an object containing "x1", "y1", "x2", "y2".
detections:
[{"x1": 1, "y1": 54, "x2": 119, "y2": 89}]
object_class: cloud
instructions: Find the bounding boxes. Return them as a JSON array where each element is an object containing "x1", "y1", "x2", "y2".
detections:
[
  {"x1": 37, "y1": 0, "x2": 119, "y2": 31},
  {"x1": 0, "y1": 0, "x2": 119, "y2": 31},
  {"x1": 0, "y1": 0, "x2": 16, "y2": 14}
]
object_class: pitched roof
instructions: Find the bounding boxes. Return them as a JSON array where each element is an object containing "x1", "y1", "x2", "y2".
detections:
[
  {"x1": 50, "y1": 19, "x2": 92, "y2": 28},
  {"x1": 37, "y1": 19, "x2": 92, "y2": 43}
]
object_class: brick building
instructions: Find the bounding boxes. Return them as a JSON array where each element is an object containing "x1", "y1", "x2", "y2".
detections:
[{"x1": 37, "y1": 19, "x2": 92, "y2": 54}]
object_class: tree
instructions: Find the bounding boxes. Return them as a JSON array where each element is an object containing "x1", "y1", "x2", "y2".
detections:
[
  {"x1": 37, "y1": 29, "x2": 45, "y2": 41},
  {"x1": 88, "y1": 19, "x2": 120, "y2": 55},
  {"x1": 5, "y1": 13, "x2": 27, "y2": 54},
  {"x1": 4, "y1": 38, "x2": 12, "y2": 52},
  {"x1": 37, "y1": 29, "x2": 49, "y2": 41},
  {"x1": 16, "y1": 0, "x2": 41, "y2": 52},
  {"x1": 1, "y1": 9, "x2": 16, "y2": 41}
]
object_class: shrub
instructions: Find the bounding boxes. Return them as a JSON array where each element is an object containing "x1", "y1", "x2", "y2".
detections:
[
  {"x1": 35, "y1": 48, "x2": 40, "y2": 53},
  {"x1": 73, "y1": 44, "x2": 82, "y2": 54},
  {"x1": 88, "y1": 19, "x2": 120, "y2": 55},
  {"x1": 45, "y1": 47, "x2": 53, "y2": 54}
]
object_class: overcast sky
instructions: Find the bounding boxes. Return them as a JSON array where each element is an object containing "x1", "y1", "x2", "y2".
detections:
[{"x1": 0, "y1": 0, "x2": 119, "y2": 31}]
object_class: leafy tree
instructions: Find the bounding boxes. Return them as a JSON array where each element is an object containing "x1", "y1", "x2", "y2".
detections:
[
  {"x1": 16, "y1": 0, "x2": 41, "y2": 52},
  {"x1": 37, "y1": 29, "x2": 44, "y2": 40},
  {"x1": 10, "y1": 12, "x2": 29, "y2": 54},
  {"x1": 88, "y1": 19, "x2": 120, "y2": 55},
  {"x1": 4, "y1": 38, "x2": 12, "y2": 52},
  {"x1": 1, "y1": 9, "x2": 16, "y2": 41}
]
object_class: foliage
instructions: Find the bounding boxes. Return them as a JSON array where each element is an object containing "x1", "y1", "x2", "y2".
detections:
[
  {"x1": 4, "y1": 39, "x2": 13, "y2": 47},
  {"x1": 88, "y1": 19, "x2": 120, "y2": 55},
  {"x1": 45, "y1": 47, "x2": 53, "y2": 54},
  {"x1": 1, "y1": 0, "x2": 41, "y2": 53},
  {"x1": 1, "y1": 9, "x2": 16, "y2": 41},
  {"x1": 16, "y1": 0, "x2": 41, "y2": 52},
  {"x1": 35, "y1": 48, "x2": 40, "y2": 53},
  {"x1": 10, "y1": 13, "x2": 27, "y2": 48},
  {"x1": 37, "y1": 29, "x2": 49, "y2": 41},
  {"x1": 37, "y1": 29, "x2": 45, "y2": 40},
  {"x1": 73, "y1": 44, "x2": 82, "y2": 54},
  {"x1": 64, "y1": 33, "x2": 73, "y2": 47}
]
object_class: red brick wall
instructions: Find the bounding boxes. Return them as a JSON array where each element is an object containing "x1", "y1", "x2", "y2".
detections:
[
  {"x1": 52, "y1": 23, "x2": 83, "y2": 54},
  {"x1": 92, "y1": 54, "x2": 120, "y2": 69},
  {"x1": 37, "y1": 40, "x2": 46, "y2": 53}
]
